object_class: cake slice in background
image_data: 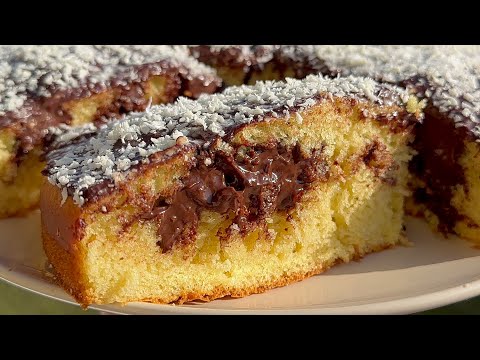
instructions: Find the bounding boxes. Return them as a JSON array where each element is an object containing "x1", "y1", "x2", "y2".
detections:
[
  {"x1": 192, "y1": 45, "x2": 480, "y2": 244},
  {"x1": 308, "y1": 45, "x2": 480, "y2": 244},
  {"x1": 41, "y1": 74, "x2": 422, "y2": 306},
  {"x1": 0, "y1": 45, "x2": 221, "y2": 218},
  {"x1": 189, "y1": 45, "x2": 330, "y2": 86}
]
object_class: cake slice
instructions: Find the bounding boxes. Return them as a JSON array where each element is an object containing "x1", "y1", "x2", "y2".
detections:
[
  {"x1": 195, "y1": 45, "x2": 480, "y2": 244},
  {"x1": 0, "y1": 45, "x2": 220, "y2": 218},
  {"x1": 41, "y1": 74, "x2": 422, "y2": 306},
  {"x1": 306, "y1": 45, "x2": 480, "y2": 244}
]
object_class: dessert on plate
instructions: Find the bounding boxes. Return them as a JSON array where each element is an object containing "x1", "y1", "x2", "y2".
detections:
[
  {"x1": 3, "y1": 44, "x2": 473, "y2": 307},
  {"x1": 0, "y1": 45, "x2": 220, "y2": 218},
  {"x1": 41, "y1": 74, "x2": 422, "y2": 306}
]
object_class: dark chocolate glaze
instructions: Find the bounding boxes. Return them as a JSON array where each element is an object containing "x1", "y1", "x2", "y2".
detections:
[
  {"x1": 269, "y1": 48, "x2": 334, "y2": 80},
  {"x1": 189, "y1": 46, "x2": 271, "y2": 70},
  {"x1": 189, "y1": 45, "x2": 331, "y2": 84},
  {"x1": 0, "y1": 61, "x2": 220, "y2": 160},
  {"x1": 140, "y1": 143, "x2": 328, "y2": 252},
  {"x1": 0, "y1": 100, "x2": 68, "y2": 157},
  {"x1": 45, "y1": 89, "x2": 418, "y2": 208}
]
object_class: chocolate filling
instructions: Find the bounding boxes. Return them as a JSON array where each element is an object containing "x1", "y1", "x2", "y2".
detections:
[
  {"x1": 410, "y1": 105, "x2": 469, "y2": 233},
  {"x1": 140, "y1": 143, "x2": 328, "y2": 252}
]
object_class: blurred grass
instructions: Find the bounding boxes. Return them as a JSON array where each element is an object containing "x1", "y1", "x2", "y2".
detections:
[
  {"x1": 0, "y1": 281, "x2": 96, "y2": 315},
  {"x1": 420, "y1": 298, "x2": 480, "y2": 314},
  {"x1": 1, "y1": 280, "x2": 480, "y2": 314}
]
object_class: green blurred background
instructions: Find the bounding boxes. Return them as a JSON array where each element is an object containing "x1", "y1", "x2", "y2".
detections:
[{"x1": 1, "y1": 281, "x2": 480, "y2": 314}]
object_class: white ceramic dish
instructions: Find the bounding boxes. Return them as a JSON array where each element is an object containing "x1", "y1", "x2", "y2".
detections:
[{"x1": 1, "y1": 211, "x2": 480, "y2": 314}]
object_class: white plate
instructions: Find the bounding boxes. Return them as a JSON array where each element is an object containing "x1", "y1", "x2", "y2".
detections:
[{"x1": 1, "y1": 210, "x2": 480, "y2": 314}]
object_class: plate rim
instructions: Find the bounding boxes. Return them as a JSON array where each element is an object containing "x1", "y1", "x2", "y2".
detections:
[
  {"x1": 2, "y1": 266, "x2": 480, "y2": 315},
  {"x1": 2, "y1": 212, "x2": 480, "y2": 315}
]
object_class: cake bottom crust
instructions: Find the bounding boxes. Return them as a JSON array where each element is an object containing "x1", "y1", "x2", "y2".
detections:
[{"x1": 43, "y1": 226, "x2": 396, "y2": 306}]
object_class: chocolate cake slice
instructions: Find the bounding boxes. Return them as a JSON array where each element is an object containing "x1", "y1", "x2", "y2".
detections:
[
  {"x1": 0, "y1": 45, "x2": 220, "y2": 218},
  {"x1": 41, "y1": 74, "x2": 422, "y2": 306}
]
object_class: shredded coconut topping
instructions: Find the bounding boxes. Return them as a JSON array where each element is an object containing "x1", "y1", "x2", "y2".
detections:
[
  {"x1": 277, "y1": 45, "x2": 480, "y2": 136},
  {"x1": 207, "y1": 45, "x2": 258, "y2": 58},
  {"x1": 47, "y1": 123, "x2": 100, "y2": 148},
  {"x1": 46, "y1": 73, "x2": 410, "y2": 206},
  {"x1": 196, "y1": 45, "x2": 480, "y2": 136},
  {"x1": 0, "y1": 45, "x2": 216, "y2": 116},
  {"x1": 191, "y1": 45, "x2": 276, "y2": 66}
]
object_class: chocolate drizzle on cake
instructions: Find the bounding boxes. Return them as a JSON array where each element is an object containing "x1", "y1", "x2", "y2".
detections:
[
  {"x1": 189, "y1": 45, "x2": 331, "y2": 84},
  {"x1": 140, "y1": 143, "x2": 328, "y2": 252},
  {"x1": 44, "y1": 74, "x2": 414, "y2": 207},
  {"x1": 189, "y1": 46, "x2": 275, "y2": 72},
  {"x1": 0, "y1": 45, "x2": 218, "y2": 117}
]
